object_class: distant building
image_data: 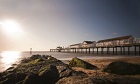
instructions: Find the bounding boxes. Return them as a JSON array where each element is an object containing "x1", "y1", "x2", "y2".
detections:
[
  {"x1": 82, "y1": 41, "x2": 96, "y2": 48},
  {"x1": 134, "y1": 38, "x2": 140, "y2": 43},
  {"x1": 56, "y1": 46, "x2": 63, "y2": 52},
  {"x1": 70, "y1": 43, "x2": 82, "y2": 48},
  {"x1": 96, "y1": 35, "x2": 134, "y2": 47}
]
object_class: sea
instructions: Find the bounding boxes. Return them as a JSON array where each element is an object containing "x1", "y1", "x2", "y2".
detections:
[{"x1": 0, "y1": 51, "x2": 139, "y2": 72}]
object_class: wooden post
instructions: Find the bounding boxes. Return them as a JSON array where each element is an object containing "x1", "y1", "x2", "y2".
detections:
[
  {"x1": 116, "y1": 47, "x2": 117, "y2": 55},
  {"x1": 128, "y1": 47, "x2": 130, "y2": 55},
  {"x1": 97, "y1": 48, "x2": 98, "y2": 54},
  {"x1": 123, "y1": 47, "x2": 125, "y2": 55},
  {"x1": 101, "y1": 48, "x2": 103, "y2": 54},
  {"x1": 30, "y1": 48, "x2": 32, "y2": 55},
  {"x1": 113, "y1": 47, "x2": 114, "y2": 55},
  {"x1": 135, "y1": 46, "x2": 137, "y2": 55},
  {"x1": 120, "y1": 47, "x2": 122, "y2": 55},
  {"x1": 139, "y1": 46, "x2": 140, "y2": 56},
  {"x1": 72, "y1": 49, "x2": 73, "y2": 53},
  {"x1": 89, "y1": 48, "x2": 90, "y2": 54},
  {"x1": 86, "y1": 48, "x2": 87, "y2": 53}
]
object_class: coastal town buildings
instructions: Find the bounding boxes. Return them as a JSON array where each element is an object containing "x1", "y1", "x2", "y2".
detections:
[
  {"x1": 50, "y1": 35, "x2": 140, "y2": 55},
  {"x1": 96, "y1": 35, "x2": 134, "y2": 47}
]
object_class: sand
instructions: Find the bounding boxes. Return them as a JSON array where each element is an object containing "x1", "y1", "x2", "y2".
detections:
[{"x1": 71, "y1": 56, "x2": 140, "y2": 79}]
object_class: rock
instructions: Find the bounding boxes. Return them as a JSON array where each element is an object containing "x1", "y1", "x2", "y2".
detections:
[
  {"x1": 22, "y1": 74, "x2": 41, "y2": 84},
  {"x1": 56, "y1": 76, "x2": 112, "y2": 84},
  {"x1": 0, "y1": 55, "x2": 89, "y2": 84},
  {"x1": 38, "y1": 65, "x2": 59, "y2": 84},
  {"x1": 6, "y1": 67, "x2": 15, "y2": 73},
  {"x1": 69, "y1": 57, "x2": 98, "y2": 69},
  {"x1": 15, "y1": 72, "x2": 27, "y2": 83},
  {"x1": 0, "y1": 73, "x2": 16, "y2": 84},
  {"x1": 0, "y1": 72, "x2": 26, "y2": 83},
  {"x1": 103, "y1": 61, "x2": 140, "y2": 75},
  {"x1": 72, "y1": 70, "x2": 87, "y2": 76},
  {"x1": 0, "y1": 72, "x2": 3, "y2": 78},
  {"x1": 56, "y1": 66, "x2": 73, "y2": 78},
  {"x1": 30, "y1": 54, "x2": 42, "y2": 60}
]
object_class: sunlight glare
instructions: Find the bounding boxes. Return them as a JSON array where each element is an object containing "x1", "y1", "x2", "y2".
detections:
[
  {"x1": 0, "y1": 20, "x2": 21, "y2": 35},
  {"x1": 1, "y1": 51, "x2": 21, "y2": 65}
]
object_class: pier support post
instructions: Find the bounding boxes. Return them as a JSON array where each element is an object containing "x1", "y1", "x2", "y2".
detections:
[
  {"x1": 97, "y1": 48, "x2": 98, "y2": 54},
  {"x1": 101, "y1": 48, "x2": 103, "y2": 54},
  {"x1": 116, "y1": 47, "x2": 117, "y2": 55},
  {"x1": 113, "y1": 47, "x2": 114, "y2": 55},
  {"x1": 123, "y1": 47, "x2": 125, "y2": 55},
  {"x1": 135, "y1": 46, "x2": 137, "y2": 55},
  {"x1": 120, "y1": 47, "x2": 122, "y2": 55},
  {"x1": 139, "y1": 46, "x2": 140, "y2": 56},
  {"x1": 89, "y1": 48, "x2": 90, "y2": 54},
  {"x1": 128, "y1": 47, "x2": 130, "y2": 55}
]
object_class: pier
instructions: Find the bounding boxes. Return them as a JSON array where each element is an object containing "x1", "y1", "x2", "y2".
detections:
[{"x1": 50, "y1": 35, "x2": 140, "y2": 55}]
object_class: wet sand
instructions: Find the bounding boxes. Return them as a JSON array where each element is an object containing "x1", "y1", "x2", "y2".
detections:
[{"x1": 70, "y1": 56, "x2": 140, "y2": 80}]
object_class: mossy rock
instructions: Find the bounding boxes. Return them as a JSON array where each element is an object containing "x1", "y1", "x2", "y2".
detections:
[
  {"x1": 69, "y1": 57, "x2": 97, "y2": 69},
  {"x1": 38, "y1": 65, "x2": 59, "y2": 84},
  {"x1": 22, "y1": 74, "x2": 42, "y2": 84},
  {"x1": 103, "y1": 61, "x2": 140, "y2": 75}
]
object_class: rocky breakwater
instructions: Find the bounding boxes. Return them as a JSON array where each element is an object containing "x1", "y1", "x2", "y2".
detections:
[{"x1": 0, "y1": 55, "x2": 86, "y2": 84}]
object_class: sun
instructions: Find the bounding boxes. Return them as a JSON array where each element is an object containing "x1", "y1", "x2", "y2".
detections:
[{"x1": 0, "y1": 20, "x2": 21, "y2": 34}]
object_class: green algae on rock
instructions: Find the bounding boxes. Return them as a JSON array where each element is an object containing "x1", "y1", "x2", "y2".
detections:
[
  {"x1": 0, "y1": 55, "x2": 87, "y2": 84},
  {"x1": 69, "y1": 57, "x2": 98, "y2": 69}
]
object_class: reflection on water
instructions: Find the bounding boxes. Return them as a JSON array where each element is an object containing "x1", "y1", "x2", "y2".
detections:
[{"x1": 0, "y1": 51, "x2": 21, "y2": 72}]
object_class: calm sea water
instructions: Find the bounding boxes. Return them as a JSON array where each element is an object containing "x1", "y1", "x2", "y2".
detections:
[{"x1": 0, "y1": 51, "x2": 138, "y2": 72}]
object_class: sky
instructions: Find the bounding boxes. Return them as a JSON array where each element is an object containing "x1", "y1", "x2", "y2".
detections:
[{"x1": 0, "y1": 0, "x2": 140, "y2": 51}]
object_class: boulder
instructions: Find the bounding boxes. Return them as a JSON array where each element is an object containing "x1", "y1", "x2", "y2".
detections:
[
  {"x1": 103, "y1": 61, "x2": 140, "y2": 75},
  {"x1": 38, "y1": 65, "x2": 59, "y2": 84},
  {"x1": 56, "y1": 66, "x2": 73, "y2": 78},
  {"x1": 69, "y1": 57, "x2": 97, "y2": 69},
  {"x1": 0, "y1": 72, "x2": 26, "y2": 84},
  {"x1": 0, "y1": 73, "x2": 16, "y2": 84},
  {"x1": 0, "y1": 55, "x2": 89, "y2": 84},
  {"x1": 22, "y1": 74, "x2": 41, "y2": 84},
  {"x1": 0, "y1": 72, "x2": 3, "y2": 78}
]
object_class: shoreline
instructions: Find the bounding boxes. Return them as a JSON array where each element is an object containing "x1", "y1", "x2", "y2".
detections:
[{"x1": 0, "y1": 54, "x2": 140, "y2": 84}]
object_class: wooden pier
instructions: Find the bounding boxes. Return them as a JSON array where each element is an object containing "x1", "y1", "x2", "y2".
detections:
[
  {"x1": 50, "y1": 45, "x2": 140, "y2": 56},
  {"x1": 50, "y1": 35, "x2": 140, "y2": 55}
]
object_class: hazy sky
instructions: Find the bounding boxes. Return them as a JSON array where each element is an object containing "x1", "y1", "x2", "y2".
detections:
[{"x1": 0, "y1": 0, "x2": 140, "y2": 51}]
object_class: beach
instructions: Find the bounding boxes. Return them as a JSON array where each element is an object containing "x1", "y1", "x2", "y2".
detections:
[
  {"x1": 0, "y1": 52, "x2": 140, "y2": 83},
  {"x1": 60, "y1": 56, "x2": 140, "y2": 83},
  {"x1": 72, "y1": 56, "x2": 140, "y2": 76},
  {"x1": 0, "y1": 51, "x2": 140, "y2": 72}
]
